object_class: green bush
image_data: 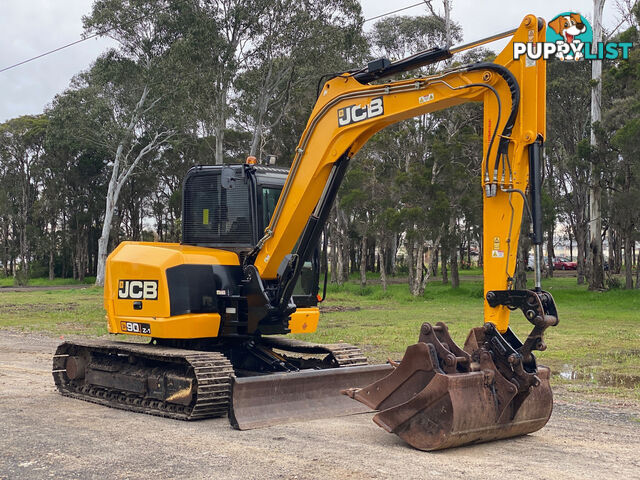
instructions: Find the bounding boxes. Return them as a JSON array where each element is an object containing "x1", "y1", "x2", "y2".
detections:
[
  {"x1": 14, "y1": 269, "x2": 28, "y2": 286},
  {"x1": 607, "y1": 275, "x2": 622, "y2": 290}
]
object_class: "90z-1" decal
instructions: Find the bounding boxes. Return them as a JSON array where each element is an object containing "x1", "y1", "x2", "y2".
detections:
[
  {"x1": 118, "y1": 280, "x2": 158, "y2": 300},
  {"x1": 337, "y1": 97, "x2": 384, "y2": 127},
  {"x1": 121, "y1": 321, "x2": 151, "y2": 335}
]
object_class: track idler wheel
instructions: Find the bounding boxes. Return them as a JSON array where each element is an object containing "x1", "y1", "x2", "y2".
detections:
[{"x1": 342, "y1": 322, "x2": 553, "y2": 451}]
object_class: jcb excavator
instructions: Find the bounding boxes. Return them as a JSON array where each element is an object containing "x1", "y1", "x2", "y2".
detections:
[{"x1": 53, "y1": 14, "x2": 558, "y2": 451}]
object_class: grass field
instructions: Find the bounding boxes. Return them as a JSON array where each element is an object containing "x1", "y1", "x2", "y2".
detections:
[
  {"x1": 0, "y1": 276, "x2": 95, "y2": 287},
  {"x1": 1, "y1": 274, "x2": 638, "y2": 399}
]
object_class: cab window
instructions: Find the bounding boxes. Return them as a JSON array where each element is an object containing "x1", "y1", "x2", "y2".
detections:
[{"x1": 258, "y1": 186, "x2": 282, "y2": 233}]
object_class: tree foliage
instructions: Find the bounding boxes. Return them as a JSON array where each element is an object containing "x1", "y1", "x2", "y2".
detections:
[{"x1": 1, "y1": 2, "x2": 639, "y2": 295}]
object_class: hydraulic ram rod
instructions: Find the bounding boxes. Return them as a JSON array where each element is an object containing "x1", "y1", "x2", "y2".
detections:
[{"x1": 354, "y1": 27, "x2": 518, "y2": 84}]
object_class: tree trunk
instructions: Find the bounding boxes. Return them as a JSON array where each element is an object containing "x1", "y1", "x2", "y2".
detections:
[
  {"x1": 624, "y1": 234, "x2": 633, "y2": 289},
  {"x1": 215, "y1": 89, "x2": 227, "y2": 165},
  {"x1": 76, "y1": 235, "x2": 88, "y2": 283},
  {"x1": 515, "y1": 212, "x2": 531, "y2": 289},
  {"x1": 379, "y1": 237, "x2": 388, "y2": 292},
  {"x1": 336, "y1": 207, "x2": 348, "y2": 285},
  {"x1": 249, "y1": 109, "x2": 265, "y2": 158},
  {"x1": 48, "y1": 223, "x2": 55, "y2": 281},
  {"x1": 95, "y1": 86, "x2": 159, "y2": 287},
  {"x1": 419, "y1": 244, "x2": 431, "y2": 293},
  {"x1": 569, "y1": 231, "x2": 573, "y2": 260},
  {"x1": 329, "y1": 207, "x2": 339, "y2": 284},
  {"x1": 588, "y1": 0, "x2": 606, "y2": 291},
  {"x1": 336, "y1": 239, "x2": 345, "y2": 285},
  {"x1": 18, "y1": 177, "x2": 30, "y2": 284},
  {"x1": 575, "y1": 214, "x2": 588, "y2": 285},
  {"x1": 408, "y1": 240, "x2": 429, "y2": 296},
  {"x1": 546, "y1": 225, "x2": 555, "y2": 279},
  {"x1": 636, "y1": 244, "x2": 640, "y2": 289},
  {"x1": 95, "y1": 155, "x2": 121, "y2": 286},
  {"x1": 444, "y1": 0, "x2": 452, "y2": 47},
  {"x1": 441, "y1": 244, "x2": 448, "y2": 284},
  {"x1": 450, "y1": 247, "x2": 459, "y2": 288},
  {"x1": 330, "y1": 236, "x2": 338, "y2": 284},
  {"x1": 415, "y1": 242, "x2": 424, "y2": 294},
  {"x1": 2, "y1": 221, "x2": 9, "y2": 277},
  {"x1": 430, "y1": 246, "x2": 439, "y2": 277},
  {"x1": 608, "y1": 228, "x2": 615, "y2": 273},
  {"x1": 407, "y1": 239, "x2": 415, "y2": 294},
  {"x1": 617, "y1": 232, "x2": 624, "y2": 273},
  {"x1": 360, "y1": 234, "x2": 367, "y2": 287}
]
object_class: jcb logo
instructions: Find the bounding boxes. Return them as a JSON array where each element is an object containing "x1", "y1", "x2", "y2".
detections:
[
  {"x1": 118, "y1": 280, "x2": 158, "y2": 300},
  {"x1": 337, "y1": 97, "x2": 384, "y2": 127}
]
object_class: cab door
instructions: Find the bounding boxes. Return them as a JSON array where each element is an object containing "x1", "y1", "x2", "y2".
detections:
[{"x1": 256, "y1": 182, "x2": 319, "y2": 307}]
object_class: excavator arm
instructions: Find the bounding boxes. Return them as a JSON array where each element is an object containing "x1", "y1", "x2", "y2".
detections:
[
  {"x1": 241, "y1": 15, "x2": 559, "y2": 449},
  {"x1": 253, "y1": 14, "x2": 548, "y2": 335}
]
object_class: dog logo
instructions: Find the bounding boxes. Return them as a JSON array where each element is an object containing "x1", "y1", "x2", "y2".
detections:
[
  {"x1": 513, "y1": 13, "x2": 631, "y2": 63},
  {"x1": 546, "y1": 12, "x2": 592, "y2": 61}
]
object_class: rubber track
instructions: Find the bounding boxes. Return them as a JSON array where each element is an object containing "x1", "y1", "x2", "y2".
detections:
[
  {"x1": 52, "y1": 339, "x2": 233, "y2": 421},
  {"x1": 260, "y1": 337, "x2": 368, "y2": 367}
]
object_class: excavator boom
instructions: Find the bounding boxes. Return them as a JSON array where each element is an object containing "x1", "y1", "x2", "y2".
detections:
[
  {"x1": 239, "y1": 14, "x2": 558, "y2": 447},
  {"x1": 252, "y1": 15, "x2": 547, "y2": 334}
]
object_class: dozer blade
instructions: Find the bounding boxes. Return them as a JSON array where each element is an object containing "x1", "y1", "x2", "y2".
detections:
[
  {"x1": 343, "y1": 322, "x2": 554, "y2": 451},
  {"x1": 229, "y1": 363, "x2": 393, "y2": 430}
]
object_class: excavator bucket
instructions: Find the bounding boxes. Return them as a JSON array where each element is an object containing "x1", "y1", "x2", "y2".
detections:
[
  {"x1": 229, "y1": 363, "x2": 393, "y2": 429},
  {"x1": 343, "y1": 322, "x2": 553, "y2": 451}
]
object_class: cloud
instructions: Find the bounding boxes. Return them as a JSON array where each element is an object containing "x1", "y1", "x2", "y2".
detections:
[{"x1": 0, "y1": 0, "x2": 116, "y2": 121}]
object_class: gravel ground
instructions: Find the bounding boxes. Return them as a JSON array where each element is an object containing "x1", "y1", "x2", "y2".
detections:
[{"x1": 1, "y1": 331, "x2": 639, "y2": 480}]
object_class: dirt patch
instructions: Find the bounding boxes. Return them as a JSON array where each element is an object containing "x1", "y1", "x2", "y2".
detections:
[
  {"x1": 320, "y1": 305, "x2": 362, "y2": 313},
  {"x1": 320, "y1": 305, "x2": 390, "y2": 313}
]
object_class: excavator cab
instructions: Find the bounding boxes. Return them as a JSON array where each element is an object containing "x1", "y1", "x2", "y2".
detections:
[
  {"x1": 182, "y1": 163, "x2": 320, "y2": 309},
  {"x1": 182, "y1": 164, "x2": 285, "y2": 249}
]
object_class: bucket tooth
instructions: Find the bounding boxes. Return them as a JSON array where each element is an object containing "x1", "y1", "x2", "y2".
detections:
[{"x1": 343, "y1": 322, "x2": 554, "y2": 451}]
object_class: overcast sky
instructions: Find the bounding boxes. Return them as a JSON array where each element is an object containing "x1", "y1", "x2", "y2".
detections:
[{"x1": 0, "y1": 0, "x2": 624, "y2": 123}]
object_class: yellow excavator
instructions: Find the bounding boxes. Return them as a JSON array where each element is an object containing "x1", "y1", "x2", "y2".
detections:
[{"x1": 53, "y1": 14, "x2": 558, "y2": 451}]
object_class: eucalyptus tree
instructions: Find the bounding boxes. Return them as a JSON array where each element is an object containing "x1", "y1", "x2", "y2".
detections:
[
  {"x1": 546, "y1": 58, "x2": 592, "y2": 284},
  {"x1": 600, "y1": 8, "x2": 640, "y2": 288},
  {"x1": 0, "y1": 115, "x2": 48, "y2": 284},
  {"x1": 363, "y1": 14, "x2": 462, "y2": 295},
  {"x1": 588, "y1": 0, "x2": 607, "y2": 290},
  {"x1": 44, "y1": 88, "x2": 112, "y2": 280},
  {"x1": 234, "y1": 0, "x2": 365, "y2": 160},
  {"x1": 82, "y1": 0, "x2": 184, "y2": 285},
  {"x1": 166, "y1": 0, "x2": 271, "y2": 165}
]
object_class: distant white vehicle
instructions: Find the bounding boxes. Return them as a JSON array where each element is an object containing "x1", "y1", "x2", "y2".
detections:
[{"x1": 527, "y1": 255, "x2": 551, "y2": 271}]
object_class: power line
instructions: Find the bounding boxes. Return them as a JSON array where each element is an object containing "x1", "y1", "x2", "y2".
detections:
[
  {"x1": 363, "y1": 2, "x2": 425, "y2": 23},
  {"x1": 0, "y1": 6, "x2": 172, "y2": 74},
  {"x1": 1, "y1": 2, "x2": 426, "y2": 74},
  {"x1": 0, "y1": 33, "x2": 104, "y2": 74}
]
